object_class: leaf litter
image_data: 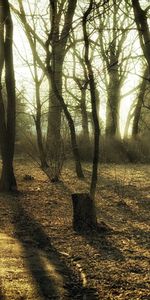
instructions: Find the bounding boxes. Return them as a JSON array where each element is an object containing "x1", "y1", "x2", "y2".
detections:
[{"x1": 0, "y1": 160, "x2": 149, "y2": 299}]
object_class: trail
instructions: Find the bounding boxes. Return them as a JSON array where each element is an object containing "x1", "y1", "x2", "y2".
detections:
[
  {"x1": 0, "y1": 196, "x2": 82, "y2": 300},
  {"x1": 0, "y1": 194, "x2": 99, "y2": 300},
  {"x1": 0, "y1": 229, "x2": 72, "y2": 300}
]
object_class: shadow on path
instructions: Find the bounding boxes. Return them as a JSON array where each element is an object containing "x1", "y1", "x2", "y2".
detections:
[
  {"x1": 8, "y1": 195, "x2": 80, "y2": 299},
  {"x1": 82, "y1": 227, "x2": 124, "y2": 262},
  {"x1": 130, "y1": 228, "x2": 150, "y2": 250},
  {"x1": 2, "y1": 193, "x2": 99, "y2": 300}
]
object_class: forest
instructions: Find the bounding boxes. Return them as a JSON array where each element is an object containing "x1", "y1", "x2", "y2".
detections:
[{"x1": 0, "y1": 0, "x2": 150, "y2": 299}]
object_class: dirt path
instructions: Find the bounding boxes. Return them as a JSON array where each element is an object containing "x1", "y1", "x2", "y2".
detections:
[
  {"x1": 0, "y1": 232, "x2": 72, "y2": 299},
  {"x1": 1, "y1": 233, "x2": 63, "y2": 299},
  {"x1": 0, "y1": 194, "x2": 88, "y2": 300}
]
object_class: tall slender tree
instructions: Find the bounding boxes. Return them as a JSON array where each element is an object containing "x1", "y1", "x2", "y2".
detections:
[
  {"x1": 71, "y1": 0, "x2": 103, "y2": 232},
  {"x1": 46, "y1": 0, "x2": 77, "y2": 146},
  {"x1": 0, "y1": 0, "x2": 17, "y2": 191},
  {"x1": 83, "y1": 0, "x2": 100, "y2": 200}
]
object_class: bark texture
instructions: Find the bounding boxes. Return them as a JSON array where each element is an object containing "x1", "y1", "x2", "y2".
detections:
[
  {"x1": 0, "y1": 0, "x2": 17, "y2": 191},
  {"x1": 132, "y1": 68, "x2": 148, "y2": 138},
  {"x1": 106, "y1": 66, "x2": 121, "y2": 137},
  {"x1": 49, "y1": 76, "x2": 84, "y2": 178},
  {"x1": 80, "y1": 88, "x2": 90, "y2": 142},
  {"x1": 72, "y1": 193, "x2": 97, "y2": 231},
  {"x1": 46, "y1": 0, "x2": 78, "y2": 153},
  {"x1": 46, "y1": 0, "x2": 84, "y2": 179},
  {"x1": 83, "y1": 0, "x2": 100, "y2": 199},
  {"x1": 132, "y1": 0, "x2": 150, "y2": 71}
]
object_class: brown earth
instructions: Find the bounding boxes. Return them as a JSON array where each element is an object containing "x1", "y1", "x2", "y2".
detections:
[{"x1": 0, "y1": 160, "x2": 150, "y2": 299}]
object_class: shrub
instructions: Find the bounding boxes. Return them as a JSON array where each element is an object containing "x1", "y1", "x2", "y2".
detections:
[{"x1": 123, "y1": 135, "x2": 150, "y2": 163}]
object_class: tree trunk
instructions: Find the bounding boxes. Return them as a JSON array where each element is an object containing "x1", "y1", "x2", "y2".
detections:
[
  {"x1": 97, "y1": 1, "x2": 127, "y2": 139},
  {"x1": 80, "y1": 89, "x2": 90, "y2": 142},
  {"x1": 0, "y1": 0, "x2": 17, "y2": 192},
  {"x1": 132, "y1": 68, "x2": 148, "y2": 138},
  {"x1": 35, "y1": 117, "x2": 48, "y2": 169},
  {"x1": 124, "y1": 101, "x2": 135, "y2": 139},
  {"x1": 83, "y1": 0, "x2": 100, "y2": 200},
  {"x1": 33, "y1": 59, "x2": 48, "y2": 169},
  {"x1": 46, "y1": 2, "x2": 84, "y2": 178},
  {"x1": 0, "y1": 90, "x2": 16, "y2": 192},
  {"x1": 72, "y1": 193, "x2": 97, "y2": 231},
  {"x1": 49, "y1": 75, "x2": 84, "y2": 179},
  {"x1": 0, "y1": 159, "x2": 16, "y2": 192},
  {"x1": 46, "y1": 0, "x2": 77, "y2": 161},
  {"x1": 106, "y1": 68, "x2": 121, "y2": 138},
  {"x1": 132, "y1": 0, "x2": 150, "y2": 73},
  {"x1": 46, "y1": 66, "x2": 62, "y2": 157}
]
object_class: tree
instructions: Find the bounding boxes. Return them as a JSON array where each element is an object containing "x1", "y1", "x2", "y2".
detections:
[
  {"x1": 132, "y1": 67, "x2": 148, "y2": 138},
  {"x1": 0, "y1": 0, "x2": 17, "y2": 191},
  {"x1": 131, "y1": 0, "x2": 150, "y2": 137},
  {"x1": 83, "y1": 1, "x2": 100, "y2": 200},
  {"x1": 12, "y1": 0, "x2": 84, "y2": 179},
  {"x1": 131, "y1": 0, "x2": 150, "y2": 73},
  {"x1": 97, "y1": 1, "x2": 132, "y2": 137},
  {"x1": 46, "y1": 1, "x2": 77, "y2": 151},
  {"x1": 72, "y1": 0, "x2": 101, "y2": 231},
  {"x1": 64, "y1": 45, "x2": 90, "y2": 144},
  {"x1": 46, "y1": 0, "x2": 84, "y2": 178}
]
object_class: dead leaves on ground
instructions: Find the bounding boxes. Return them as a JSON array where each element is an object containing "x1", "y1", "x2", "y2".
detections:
[{"x1": 0, "y1": 161, "x2": 150, "y2": 299}]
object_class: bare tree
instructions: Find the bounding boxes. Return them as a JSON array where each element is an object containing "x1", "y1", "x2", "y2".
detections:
[
  {"x1": 68, "y1": 36, "x2": 90, "y2": 143},
  {"x1": 83, "y1": 1, "x2": 100, "y2": 200},
  {"x1": 72, "y1": 0, "x2": 102, "y2": 232},
  {"x1": 131, "y1": 0, "x2": 150, "y2": 73},
  {"x1": 46, "y1": 0, "x2": 78, "y2": 153},
  {"x1": 130, "y1": 0, "x2": 150, "y2": 137},
  {"x1": 12, "y1": 0, "x2": 84, "y2": 179},
  {"x1": 97, "y1": 1, "x2": 132, "y2": 137},
  {"x1": 46, "y1": 0, "x2": 84, "y2": 178}
]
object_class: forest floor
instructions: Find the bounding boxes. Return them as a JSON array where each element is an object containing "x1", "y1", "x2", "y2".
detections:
[{"x1": 0, "y1": 160, "x2": 150, "y2": 300}]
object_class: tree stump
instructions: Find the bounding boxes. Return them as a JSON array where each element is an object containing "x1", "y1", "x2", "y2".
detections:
[{"x1": 72, "y1": 193, "x2": 97, "y2": 232}]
